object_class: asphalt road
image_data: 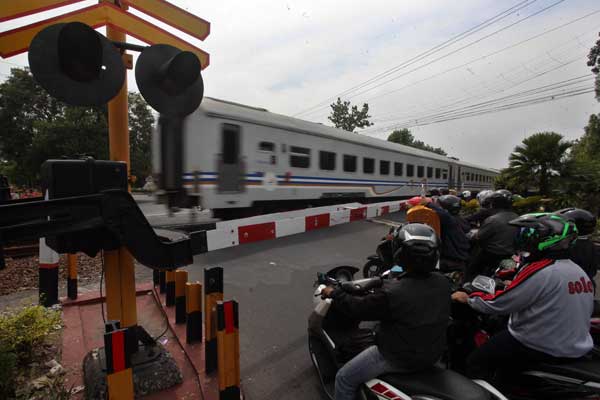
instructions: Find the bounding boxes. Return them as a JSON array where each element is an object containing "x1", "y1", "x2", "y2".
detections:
[{"x1": 135, "y1": 208, "x2": 406, "y2": 400}]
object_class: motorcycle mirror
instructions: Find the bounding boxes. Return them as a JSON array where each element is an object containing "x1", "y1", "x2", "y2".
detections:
[{"x1": 472, "y1": 275, "x2": 496, "y2": 294}]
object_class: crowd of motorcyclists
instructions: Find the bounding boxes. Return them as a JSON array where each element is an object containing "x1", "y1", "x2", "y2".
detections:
[{"x1": 319, "y1": 188, "x2": 599, "y2": 400}]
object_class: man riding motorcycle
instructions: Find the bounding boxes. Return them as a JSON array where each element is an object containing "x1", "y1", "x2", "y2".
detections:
[
  {"x1": 320, "y1": 223, "x2": 450, "y2": 400},
  {"x1": 466, "y1": 189, "x2": 502, "y2": 227},
  {"x1": 555, "y1": 208, "x2": 598, "y2": 283},
  {"x1": 425, "y1": 195, "x2": 470, "y2": 272},
  {"x1": 464, "y1": 191, "x2": 518, "y2": 282},
  {"x1": 452, "y1": 213, "x2": 594, "y2": 386}
]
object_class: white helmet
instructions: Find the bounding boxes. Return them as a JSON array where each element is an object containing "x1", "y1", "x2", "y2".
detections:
[{"x1": 476, "y1": 190, "x2": 493, "y2": 207}]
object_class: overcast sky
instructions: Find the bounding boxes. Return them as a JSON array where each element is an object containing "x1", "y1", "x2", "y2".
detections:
[{"x1": 1, "y1": 0, "x2": 599, "y2": 169}]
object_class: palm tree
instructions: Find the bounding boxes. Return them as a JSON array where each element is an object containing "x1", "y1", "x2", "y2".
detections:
[{"x1": 507, "y1": 132, "x2": 571, "y2": 196}]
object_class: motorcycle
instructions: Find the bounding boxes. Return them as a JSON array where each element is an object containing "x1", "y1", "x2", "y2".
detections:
[
  {"x1": 308, "y1": 265, "x2": 495, "y2": 400},
  {"x1": 448, "y1": 275, "x2": 600, "y2": 399},
  {"x1": 362, "y1": 228, "x2": 397, "y2": 278}
]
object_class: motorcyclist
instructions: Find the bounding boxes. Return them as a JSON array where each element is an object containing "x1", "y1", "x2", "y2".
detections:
[
  {"x1": 425, "y1": 195, "x2": 470, "y2": 272},
  {"x1": 555, "y1": 208, "x2": 598, "y2": 283},
  {"x1": 321, "y1": 223, "x2": 450, "y2": 400},
  {"x1": 466, "y1": 189, "x2": 499, "y2": 227},
  {"x1": 452, "y1": 213, "x2": 593, "y2": 385},
  {"x1": 464, "y1": 191, "x2": 519, "y2": 282}
]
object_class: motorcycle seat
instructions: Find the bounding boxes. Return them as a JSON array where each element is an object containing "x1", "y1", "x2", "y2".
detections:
[
  {"x1": 379, "y1": 366, "x2": 491, "y2": 400},
  {"x1": 530, "y1": 356, "x2": 600, "y2": 382}
]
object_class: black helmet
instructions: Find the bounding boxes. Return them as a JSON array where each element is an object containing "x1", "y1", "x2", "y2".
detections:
[
  {"x1": 429, "y1": 188, "x2": 441, "y2": 197},
  {"x1": 555, "y1": 208, "x2": 597, "y2": 236},
  {"x1": 392, "y1": 223, "x2": 439, "y2": 274},
  {"x1": 496, "y1": 189, "x2": 512, "y2": 199},
  {"x1": 509, "y1": 213, "x2": 578, "y2": 257},
  {"x1": 438, "y1": 195, "x2": 461, "y2": 215},
  {"x1": 477, "y1": 190, "x2": 493, "y2": 208},
  {"x1": 440, "y1": 188, "x2": 450, "y2": 195},
  {"x1": 489, "y1": 190, "x2": 512, "y2": 209}
]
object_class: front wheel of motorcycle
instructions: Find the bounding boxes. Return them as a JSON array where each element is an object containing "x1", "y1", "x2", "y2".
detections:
[{"x1": 363, "y1": 259, "x2": 384, "y2": 278}]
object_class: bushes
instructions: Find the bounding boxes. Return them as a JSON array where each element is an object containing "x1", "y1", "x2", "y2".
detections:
[
  {"x1": 0, "y1": 305, "x2": 62, "y2": 398},
  {"x1": 512, "y1": 196, "x2": 544, "y2": 214}
]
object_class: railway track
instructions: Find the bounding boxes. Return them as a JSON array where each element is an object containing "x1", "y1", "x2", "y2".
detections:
[{"x1": 4, "y1": 242, "x2": 39, "y2": 258}]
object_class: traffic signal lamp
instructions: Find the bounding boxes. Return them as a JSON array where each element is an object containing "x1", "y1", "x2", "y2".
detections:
[
  {"x1": 136, "y1": 44, "x2": 204, "y2": 117},
  {"x1": 28, "y1": 22, "x2": 125, "y2": 106},
  {"x1": 27, "y1": 21, "x2": 204, "y2": 116}
]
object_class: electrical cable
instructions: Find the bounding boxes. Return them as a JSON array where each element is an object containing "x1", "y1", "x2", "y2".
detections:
[
  {"x1": 362, "y1": 12, "x2": 600, "y2": 106},
  {"x1": 293, "y1": 0, "x2": 540, "y2": 117}
]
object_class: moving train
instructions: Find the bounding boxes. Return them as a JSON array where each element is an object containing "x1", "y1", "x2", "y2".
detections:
[{"x1": 153, "y1": 97, "x2": 498, "y2": 218}]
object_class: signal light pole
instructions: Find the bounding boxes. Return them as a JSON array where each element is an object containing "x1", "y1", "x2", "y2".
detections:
[{"x1": 104, "y1": 1, "x2": 138, "y2": 331}]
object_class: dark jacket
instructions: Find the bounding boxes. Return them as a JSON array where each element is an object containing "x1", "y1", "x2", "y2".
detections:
[
  {"x1": 466, "y1": 208, "x2": 499, "y2": 227},
  {"x1": 570, "y1": 237, "x2": 598, "y2": 283},
  {"x1": 476, "y1": 210, "x2": 519, "y2": 256},
  {"x1": 426, "y1": 203, "x2": 470, "y2": 262},
  {"x1": 331, "y1": 273, "x2": 451, "y2": 368}
]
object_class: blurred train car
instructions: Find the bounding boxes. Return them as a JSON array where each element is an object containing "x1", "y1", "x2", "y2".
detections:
[{"x1": 153, "y1": 98, "x2": 497, "y2": 218}]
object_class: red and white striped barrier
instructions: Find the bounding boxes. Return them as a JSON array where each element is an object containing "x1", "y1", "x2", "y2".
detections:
[{"x1": 205, "y1": 200, "x2": 406, "y2": 252}]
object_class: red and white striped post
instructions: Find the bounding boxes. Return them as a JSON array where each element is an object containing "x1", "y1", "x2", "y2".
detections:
[{"x1": 39, "y1": 237, "x2": 60, "y2": 307}]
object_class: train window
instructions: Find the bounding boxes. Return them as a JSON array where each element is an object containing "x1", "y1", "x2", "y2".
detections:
[
  {"x1": 442, "y1": 169, "x2": 448, "y2": 180},
  {"x1": 320, "y1": 151, "x2": 336, "y2": 171},
  {"x1": 363, "y1": 157, "x2": 375, "y2": 174},
  {"x1": 417, "y1": 166, "x2": 424, "y2": 178},
  {"x1": 435, "y1": 168, "x2": 441, "y2": 179},
  {"x1": 427, "y1": 167, "x2": 433, "y2": 178},
  {"x1": 394, "y1": 162, "x2": 403, "y2": 176},
  {"x1": 380, "y1": 160, "x2": 390, "y2": 175},
  {"x1": 258, "y1": 141, "x2": 276, "y2": 165},
  {"x1": 259, "y1": 142, "x2": 275, "y2": 152},
  {"x1": 343, "y1": 155, "x2": 357, "y2": 172},
  {"x1": 406, "y1": 164, "x2": 414, "y2": 177},
  {"x1": 222, "y1": 123, "x2": 240, "y2": 164},
  {"x1": 290, "y1": 146, "x2": 310, "y2": 168}
]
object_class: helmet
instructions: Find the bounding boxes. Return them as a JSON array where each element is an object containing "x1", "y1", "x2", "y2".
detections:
[
  {"x1": 496, "y1": 189, "x2": 512, "y2": 199},
  {"x1": 555, "y1": 208, "x2": 597, "y2": 236},
  {"x1": 438, "y1": 195, "x2": 462, "y2": 215},
  {"x1": 429, "y1": 188, "x2": 441, "y2": 197},
  {"x1": 477, "y1": 190, "x2": 493, "y2": 208},
  {"x1": 462, "y1": 190, "x2": 472, "y2": 199},
  {"x1": 509, "y1": 213, "x2": 578, "y2": 256},
  {"x1": 392, "y1": 223, "x2": 439, "y2": 274},
  {"x1": 440, "y1": 188, "x2": 450, "y2": 195},
  {"x1": 488, "y1": 190, "x2": 512, "y2": 209}
]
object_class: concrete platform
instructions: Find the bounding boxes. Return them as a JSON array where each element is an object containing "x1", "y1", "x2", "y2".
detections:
[{"x1": 60, "y1": 284, "x2": 219, "y2": 399}]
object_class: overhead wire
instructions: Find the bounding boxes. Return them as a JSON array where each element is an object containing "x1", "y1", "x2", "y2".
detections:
[
  {"x1": 292, "y1": 0, "x2": 540, "y2": 117},
  {"x1": 295, "y1": 0, "x2": 568, "y2": 118},
  {"x1": 362, "y1": 9, "x2": 600, "y2": 106}
]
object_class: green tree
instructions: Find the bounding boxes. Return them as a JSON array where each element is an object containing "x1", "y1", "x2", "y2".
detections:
[
  {"x1": 0, "y1": 68, "x2": 154, "y2": 187},
  {"x1": 128, "y1": 92, "x2": 154, "y2": 184},
  {"x1": 328, "y1": 97, "x2": 373, "y2": 132},
  {"x1": 387, "y1": 128, "x2": 447, "y2": 155},
  {"x1": 587, "y1": 33, "x2": 600, "y2": 101},
  {"x1": 506, "y1": 132, "x2": 571, "y2": 196},
  {"x1": 562, "y1": 113, "x2": 600, "y2": 213}
]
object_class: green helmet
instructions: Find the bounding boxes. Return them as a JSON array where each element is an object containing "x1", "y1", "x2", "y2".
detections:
[{"x1": 509, "y1": 213, "x2": 578, "y2": 255}]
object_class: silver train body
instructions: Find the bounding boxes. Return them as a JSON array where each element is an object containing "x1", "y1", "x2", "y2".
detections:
[{"x1": 153, "y1": 98, "x2": 498, "y2": 215}]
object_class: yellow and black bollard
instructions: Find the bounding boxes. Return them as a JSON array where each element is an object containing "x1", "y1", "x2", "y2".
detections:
[
  {"x1": 175, "y1": 270, "x2": 188, "y2": 324},
  {"x1": 67, "y1": 253, "x2": 78, "y2": 300},
  {"x1": 217, "y1": 300, "x2": 240, "y2": 400},
  {"x1": 104, "y1": 321, "x2": 134, "y2": 399},
  {"x1": 185, "y1": 282, "x2": 202, "y2": 344},
  {"x1": 159, "y1": 270, "x2": 166, "y2": 293},
  {"x1": 165, "y1": 270, "x2": 176, "y2": 307},
  {"x1": 204, "y1": 266, "x2": 223, "y2": 374}
]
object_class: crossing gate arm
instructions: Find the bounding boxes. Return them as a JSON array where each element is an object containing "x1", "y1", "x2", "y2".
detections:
[{"x1": 0, "y1": 190, "x2": 207, "y2": 269}]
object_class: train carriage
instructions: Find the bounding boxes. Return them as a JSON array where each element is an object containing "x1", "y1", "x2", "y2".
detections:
[{"x1": 153, "y1": 97, "x2": 497, "y2": 218}]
